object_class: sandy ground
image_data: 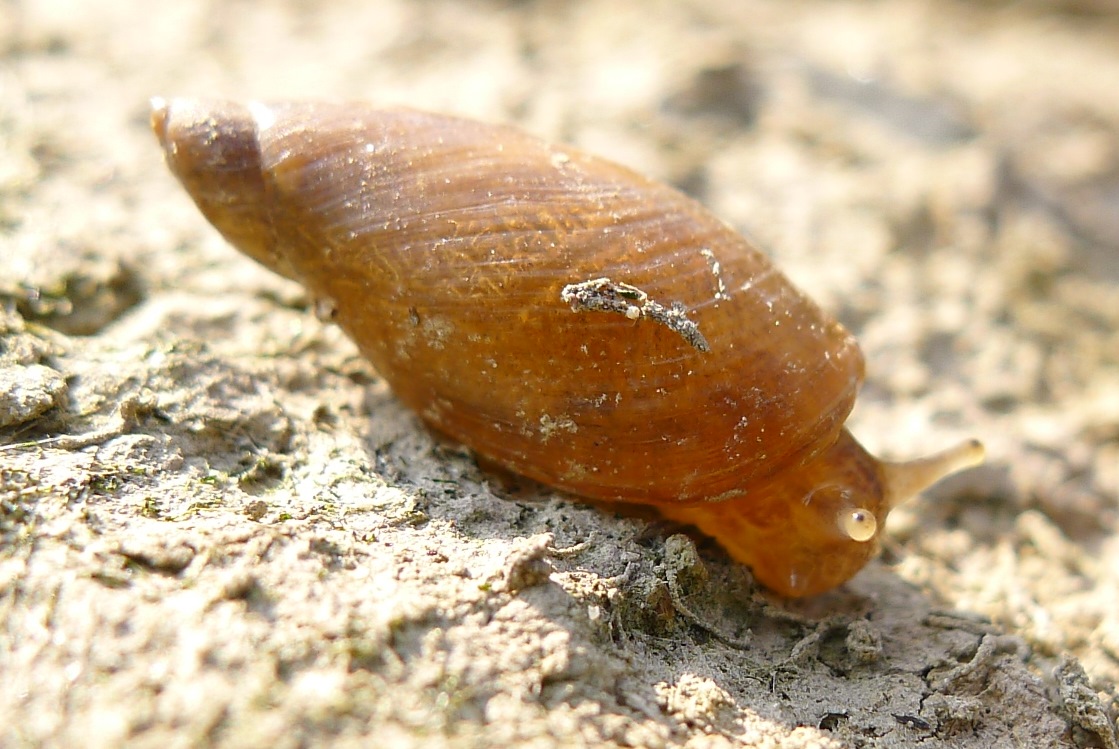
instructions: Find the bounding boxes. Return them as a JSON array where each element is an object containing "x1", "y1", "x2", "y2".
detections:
[{"x1": 2, "y1": 0, "x2": 1118, "y2": 747}]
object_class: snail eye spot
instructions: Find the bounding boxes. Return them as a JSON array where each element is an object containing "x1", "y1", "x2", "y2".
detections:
[
  {"x1": 839, "y1": 508, "x2": 878, "y2": 542},
  {"x1": 314, "y1": 297, "x2": 339, "y2": 323}
]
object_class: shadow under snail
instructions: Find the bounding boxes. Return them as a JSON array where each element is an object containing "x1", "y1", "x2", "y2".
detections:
[{"x1": 151, "y1": 97, "x2": 985, "y2": 598}]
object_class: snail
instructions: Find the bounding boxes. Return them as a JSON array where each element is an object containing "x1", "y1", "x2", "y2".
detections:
[{"x1": 151, "y1": 97, "x2": 985, "y2": 597}]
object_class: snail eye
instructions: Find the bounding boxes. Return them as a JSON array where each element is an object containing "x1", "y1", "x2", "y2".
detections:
[{"x1": 839, "y1": 508, "x2": 878, "y2": 542}]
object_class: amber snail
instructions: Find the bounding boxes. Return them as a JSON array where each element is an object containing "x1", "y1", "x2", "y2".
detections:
[{"x1": 151, "y1": 97, "x2": 984, "y2": 597}]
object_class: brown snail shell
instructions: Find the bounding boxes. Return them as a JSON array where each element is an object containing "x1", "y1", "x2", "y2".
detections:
[{"x1": 151, "y1": 97, "x2": 985, "y2": 597}]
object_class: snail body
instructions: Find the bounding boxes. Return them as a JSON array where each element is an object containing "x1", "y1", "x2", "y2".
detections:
[{"x1": 152, "y1": 98, "x2": 984, "y2": 597}]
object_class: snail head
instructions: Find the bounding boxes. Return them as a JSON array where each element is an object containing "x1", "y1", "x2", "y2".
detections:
[{"x1": 665, "y1": 430, "x2": 984, "y2": 597}]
